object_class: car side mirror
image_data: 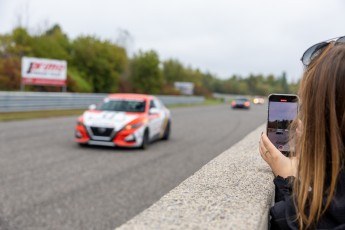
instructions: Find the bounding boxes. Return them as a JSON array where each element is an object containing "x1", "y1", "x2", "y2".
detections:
[
  {"x1": 149, "y1": 108, "x2": 159, "y2": 115},
  {"x1": 89, "y1": 104, "x2": 96, "y2": 110}
]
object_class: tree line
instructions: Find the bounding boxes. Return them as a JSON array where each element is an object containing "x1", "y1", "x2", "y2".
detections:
[{"x1": 0, "y1": 24, "x2": 299, "y2": 96}]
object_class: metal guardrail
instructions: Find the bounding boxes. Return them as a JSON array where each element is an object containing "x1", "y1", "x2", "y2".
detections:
[
  {"x1": 213, "y1": 93, "x2": 254, "y2": 102},
  {"x1": 0, "y1": 92, "x2": 205, "y2": 112}
]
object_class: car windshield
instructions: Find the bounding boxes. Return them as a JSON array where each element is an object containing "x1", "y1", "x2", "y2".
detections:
[{"x1": 97, "y1": 99, "x2": 146, "y2": 112}]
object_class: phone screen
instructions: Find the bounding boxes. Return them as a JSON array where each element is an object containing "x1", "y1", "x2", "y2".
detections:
[{"x1": 267, "y1": 94, "x2": 298, "y2": 155}]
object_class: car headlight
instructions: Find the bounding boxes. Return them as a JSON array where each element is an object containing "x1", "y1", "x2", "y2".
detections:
[{"x1": 125, "y1": 122, "x2": 143, "y2": 130}]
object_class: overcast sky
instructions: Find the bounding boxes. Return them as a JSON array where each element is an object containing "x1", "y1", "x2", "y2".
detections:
[{"x1": 1, "y1": 0, "x2": 345, "y2": 82}]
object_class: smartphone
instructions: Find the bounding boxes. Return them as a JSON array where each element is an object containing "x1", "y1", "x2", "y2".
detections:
[{"x1": 267, "y1": 94, "x2": 299, "y2": 155}]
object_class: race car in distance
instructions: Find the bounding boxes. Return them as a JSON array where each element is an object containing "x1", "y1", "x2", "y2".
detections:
[
  {"x1": 74, "y1": 93, "x2": 171, "y2": 149},
  {"x1": 253, "y1": 96, "x2": 265, "y2": 104},
  {"x1": 231, "y1": 96, "x2": 250, "y2": 109}
]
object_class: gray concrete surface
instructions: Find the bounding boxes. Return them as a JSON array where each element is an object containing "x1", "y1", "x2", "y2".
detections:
[
  {"x1": 117, "y1": 123, "x2": 274, "y2": 230},
  {"x1": 0, "y1": 104, "x2": 267, "y2": 230}
]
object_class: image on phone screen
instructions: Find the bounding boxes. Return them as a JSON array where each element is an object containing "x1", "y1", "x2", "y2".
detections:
[{"x1": 267, "y1": 95, "x2": 298, "y2": 154}]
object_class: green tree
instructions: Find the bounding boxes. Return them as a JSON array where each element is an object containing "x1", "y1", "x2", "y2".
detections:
[
  {"x1": 0, "y1": 57, "x2": 21, "y2": 90},
  {"x1": 279, "y1": 71, "x2": 289, "y2": 93},
  {"x1": 0, "y1": 29, "x2": 32, "y2": 90},
  {"x1": 72, "y1": 36, "x2": 127, "y2": 93},
  {"x1": 162, "y1": 59, "x2": 186, "y2": 84},
  {"x1": 0, "y1": 25, "x2": 301, "y2": 95},
  {"x1": 30, "y1": 24, "x2": 71, "y2": 61},
  {"x1": 129, "y1": 50, "x2": 163, "y2": 94},
  {"x1": 10, "y1": 27, "x2": 32, "y2": 56}
]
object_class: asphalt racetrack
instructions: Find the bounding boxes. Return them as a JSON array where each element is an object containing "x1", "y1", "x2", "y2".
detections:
[{"x1": 0, "y1": 104, "x2": 267, "y2": 230}]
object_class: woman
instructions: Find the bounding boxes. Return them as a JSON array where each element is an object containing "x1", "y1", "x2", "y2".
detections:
[{"x1": 259, "y1": 36, "x2": 345, "y2": 229}]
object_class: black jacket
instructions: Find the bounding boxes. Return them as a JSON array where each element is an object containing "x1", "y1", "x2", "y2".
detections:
[{"x1": 270, "y1": 171, "x2": 345, "y2": 229}]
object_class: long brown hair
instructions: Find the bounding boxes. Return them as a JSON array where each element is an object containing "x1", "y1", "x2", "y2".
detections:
[{"x1": 294, "y1": 43, "x2": 345, "y2": 229}]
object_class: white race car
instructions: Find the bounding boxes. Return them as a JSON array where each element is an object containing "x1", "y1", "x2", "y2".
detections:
[{"x1": 75, "y1": 93, "x2": 171, "y2": 149}]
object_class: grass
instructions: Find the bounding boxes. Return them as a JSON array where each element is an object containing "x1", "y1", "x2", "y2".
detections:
[
  {"x1": 0, "y1": 109, "x2": 86, "y2": 121},
  {"x1": 0, "y1": 99, "x2": 223, "y2": 122}
]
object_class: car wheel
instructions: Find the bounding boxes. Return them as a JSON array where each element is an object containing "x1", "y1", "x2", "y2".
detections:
[
  {"x1": 162, "y1": 121, "x2": 171, "y2": 140},
  {"x1": 140, "y1": 129, "x2": 149, "y2": 150}
]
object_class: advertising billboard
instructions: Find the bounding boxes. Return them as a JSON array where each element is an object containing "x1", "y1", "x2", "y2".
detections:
[
  {"x1": 21, "y1": 57, "x2": 67, "y2": 86},
  {"x1": 174, "y1": 82, "x2": 194, "y2": 95}
]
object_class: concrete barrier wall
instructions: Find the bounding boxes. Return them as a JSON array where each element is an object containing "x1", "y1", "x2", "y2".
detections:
[
  {"x1": 0, "y1": 92, "x2": 205, "y2": 112},
  {"x1": 117, "y1": 123, "x2": 274, "y2": 230}
]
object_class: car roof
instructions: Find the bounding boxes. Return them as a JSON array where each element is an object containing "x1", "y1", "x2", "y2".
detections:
[{"x1": 107, "y1": 93, "x2": 154, "y2": 100}]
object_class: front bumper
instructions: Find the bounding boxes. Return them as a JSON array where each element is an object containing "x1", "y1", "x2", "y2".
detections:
[{"x1": 74, "y1": 124, "x2": 145, "y2": 148}]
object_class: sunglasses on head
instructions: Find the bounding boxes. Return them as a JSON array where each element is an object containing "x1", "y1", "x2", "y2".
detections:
[{"x1": 301, "y1": 36, "x2": 345, "y2": 67}]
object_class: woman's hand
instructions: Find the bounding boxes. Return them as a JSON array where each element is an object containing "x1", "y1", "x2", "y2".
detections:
[{"x1": 259, "y1": 133, "x2": 297, "y2": 178}]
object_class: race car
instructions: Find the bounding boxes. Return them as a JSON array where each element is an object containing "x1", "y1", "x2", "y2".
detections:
[
  {"x1": 231, "y1": 96, "x2": 250, "y2": 109},
  {"x1": 74, "y1": 93, "x2": 171, "y2": 149},
  {"x1": 253, "y1": 96, "x2": 265, "y2": 104}
]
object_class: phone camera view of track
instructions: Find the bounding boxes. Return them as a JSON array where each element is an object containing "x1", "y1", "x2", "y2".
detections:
[
  {"x1": 75, "y1": 94, "x2": 171, "y2": 149},
  {"x1": 267, "y1": 128, "x2": 290, "y2": 151},
  {"x1": 267, "y1": 96, "x2": 298, "y2": 153}
]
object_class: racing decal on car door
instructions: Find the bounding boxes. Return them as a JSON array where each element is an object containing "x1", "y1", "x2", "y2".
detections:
[
  {"x1": 148, "y1": 99, "x2": 165, "y2": 139},
  {"x1": 159, "y1": 115, "x2": 169, "y2": 137}
]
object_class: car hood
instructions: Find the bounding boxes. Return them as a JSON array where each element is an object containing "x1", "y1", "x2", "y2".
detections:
[{"x1": 83, "y1": 110, "x2": 141, "y2": 130}]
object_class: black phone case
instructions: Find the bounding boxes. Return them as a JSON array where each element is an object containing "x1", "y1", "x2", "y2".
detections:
[{"x1": 267, "y1": 94, "x2": 299, "y2": 155}]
